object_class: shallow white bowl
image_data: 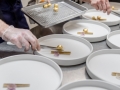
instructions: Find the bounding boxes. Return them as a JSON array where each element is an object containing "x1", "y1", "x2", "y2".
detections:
[
  {"x1": 107, "y1": 30, "x2": 120, "y2": 49},
  {"x1": 63, "y1": 20, "x2": 111, "y2": 42},
  {"x1": 58, "y1": 80, "x2": 120, "y2": 90},
  {"x1": 36, "y1": 34, "x2": 93, "y2": 66},
  {"x1": 0, "y1": 55, "x2": 63, "y2": 90},
  {"x1": 86, "y1": 49, "x2": 120, "y2": 86},
  {"x1": 82, "y1": 9, "x2": 120, "y2": 26}
]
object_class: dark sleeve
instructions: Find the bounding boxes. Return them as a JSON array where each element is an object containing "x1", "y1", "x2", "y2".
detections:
[
  {"x1": 109, "y1": 0, "x2": 120, "y2": 2},
  {"x1": 0, "y1": 9, "x2": 3, "y2": 20}
]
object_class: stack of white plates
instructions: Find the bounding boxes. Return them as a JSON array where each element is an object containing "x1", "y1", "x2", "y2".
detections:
[
  {"x1": 58, "y1": 80, "x2": 120, "y2": 90},
  {"x1": 36, "y1": 34, "x2": 93, "y2": 66},
  {"x1": 63, "y1": 20, "x2": 110, "y2": 42},
  {"x1": 0, "y1": 55, "x2": 63, "y2": 90},
  {"x1": 110, "y1": 2, "x2": 120, "y2": 14},
  {"x1": 86, "y1": 49, "x2": 120, "y2": 86},
  {"x1": 82, "y1": 9, "x2": 120, "y2": 26},
  {"x1": 107, "y1": 30, "x2": 120, "y2": 49}
]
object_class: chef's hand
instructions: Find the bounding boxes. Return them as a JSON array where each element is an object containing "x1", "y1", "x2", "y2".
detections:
[
  {"x1": 2, "y1": 26, "x2": 40, "y2": 51},
  {"x1": 83, "y1": 0, "x2": 111, "y2": 14}
]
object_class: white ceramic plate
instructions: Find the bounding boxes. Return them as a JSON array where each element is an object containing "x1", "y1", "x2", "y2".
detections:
[
  {"x1": 110, "y1": 2, "x2": 120, "y2": 14},
  {"x1": 58, "y1": 80, "x2": 120, "y2": 90},
  {"x1": 63, "y1": 20, "x2": 110, "y2": 42},
  {"x1": 36, "y1": 34, "x2": 93, "y2": 66},
  {"x1": 0, "y1": 55, "x2": 63, "y2": 90},
  {"x1": 86, "y1": 49, "x2": 120, "y2": 86},
  {"x1": 107, "y1": 30, "x2": 120, "y2": 49},
  {"x1": 82, "y1": 9, "x2": 120, "y2": 26}
]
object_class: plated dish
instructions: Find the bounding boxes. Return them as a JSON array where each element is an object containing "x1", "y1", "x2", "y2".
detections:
[
  {"x1": 0, "y1": 55, "x2": 63, "y2": 90},
  {"x1": 36, "y1": 34, "x2": 93, "y2": 66},
  {"x1": 110, "y1": 2, "x2": 120, "y2": 14},
  {"x1": 63, "y1": 20, "x2": 110, "y2": 42},
  {"x1": 82, "y1": 9, "x2": 120, "y2": 26}
]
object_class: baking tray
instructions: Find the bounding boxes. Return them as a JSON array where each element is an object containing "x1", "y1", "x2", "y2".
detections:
[{"x1": 22, "y1": 0, "x2": 87, "y2": 28}]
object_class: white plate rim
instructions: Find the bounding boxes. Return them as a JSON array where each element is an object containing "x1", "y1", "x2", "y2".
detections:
[
  {"x1": 63, "y1": 19, "x2": 111, "y2": 39},
  {"x1": 0, "y1": 54, "x2": 63, "y2": 90},
  {"x1": 58, "y1": 80, "x2": 120, "y2": 90},
  {"x1": 110, "y1": 2, "x2": 120, "y2": 13},
  {"x1": 107, "y1": 30, "x2": 120, "y2": 49},
  {"x1": 86, "y1": 49, "x2": 120, "y2": 86},
  {"x1": 36, "y1": 34, "x2": 93, "y2": 61}
]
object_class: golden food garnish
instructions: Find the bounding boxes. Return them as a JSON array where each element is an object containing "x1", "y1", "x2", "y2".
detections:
[
  {"x1": 83, "y1": 28, "x2": 88, "y2": 33},
  {"x1": 111, "y1": 6, "x2": 118, "y2": 10},
  {"x1": 43, "y1": 4, "x2": 48, "y2": 8},
  {"x1": 54, "y1": 4, "x2": 58, "y2": 8},
  {"x1": 54, "y1": 7, "x2": 58, "y2": 12},
  {"x1": 77, "y1": 28, "x2": 93, "y2": 35},
  {"x1": 97, "y1": 16, "x2": 101, "y2": 20},
  {"x1": 92, "y1": 16, "x2": 97, "y2": 20},
  {"x1": 56, "y1": 45, "x2": 63, "y2": 50},
  {"x1": 47, "y1": 3, "x2": 52, "y2": 7},
  {"x1": 51, "y1": 51, "x2": 71, "y2": 55}
]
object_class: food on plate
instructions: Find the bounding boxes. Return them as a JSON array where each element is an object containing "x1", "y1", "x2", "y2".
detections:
[
  {"x1": 77, "y1": 28, "x2": 93, "y2": 35},
  {"x1": 51, "y1": 51, "x2": 71, "y2": 55},
  {"x1": 54, "y1": 7, "x2": 58, "y2": 12},
  {"x1": 111, "y1": 6, "x2": 118, "y2": 10},
  {"x1": 43, "y1": 4, "x2": 48, "y2": 8},
  {"x1": 47, "y1": 3, "x2": 52, "y2": 7}
]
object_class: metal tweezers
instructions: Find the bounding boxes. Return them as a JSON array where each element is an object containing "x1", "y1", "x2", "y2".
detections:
[
  {"x1": 32, "y1": 45, "x2": 56, "y2": 55},
  {"x1": 40, "y1": 45, "x2": 56, "y2": 48}
]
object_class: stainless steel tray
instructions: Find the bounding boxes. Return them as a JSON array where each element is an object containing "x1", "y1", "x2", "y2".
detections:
[{"x1": 22, "y1": 0, "x2": 87, "y2": 28}]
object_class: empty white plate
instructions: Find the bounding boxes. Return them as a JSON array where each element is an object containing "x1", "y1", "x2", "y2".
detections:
[
  {"x1": 36, "y1": 34, "x2": 93, "y2": 66},
  {"x1": 110, "y1": 2, "x2": 120, "y2": 14},
  {"x1": 82, "y1": 9, "x2": 120, "y2": 26},
  {"x1": 86, "y1": 49, "x2": 120, "y2": 86},
  {"x1": 58, "y1": 80, "x2": 120, "y2": 90},
  {"x1": 63, "y1": 20, "x2": 110, "y2": 42},
  {"x1": 0, "y1": 55, "x2": 63, "y2": 90},
  {"x1": 107, "y1": 30, "x2": 120, "y2": 49}
]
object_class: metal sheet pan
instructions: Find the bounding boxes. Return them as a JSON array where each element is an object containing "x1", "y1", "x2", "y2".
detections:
[{"x1": 22, "y1": 0, "x2": 87, "y2": 28}]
